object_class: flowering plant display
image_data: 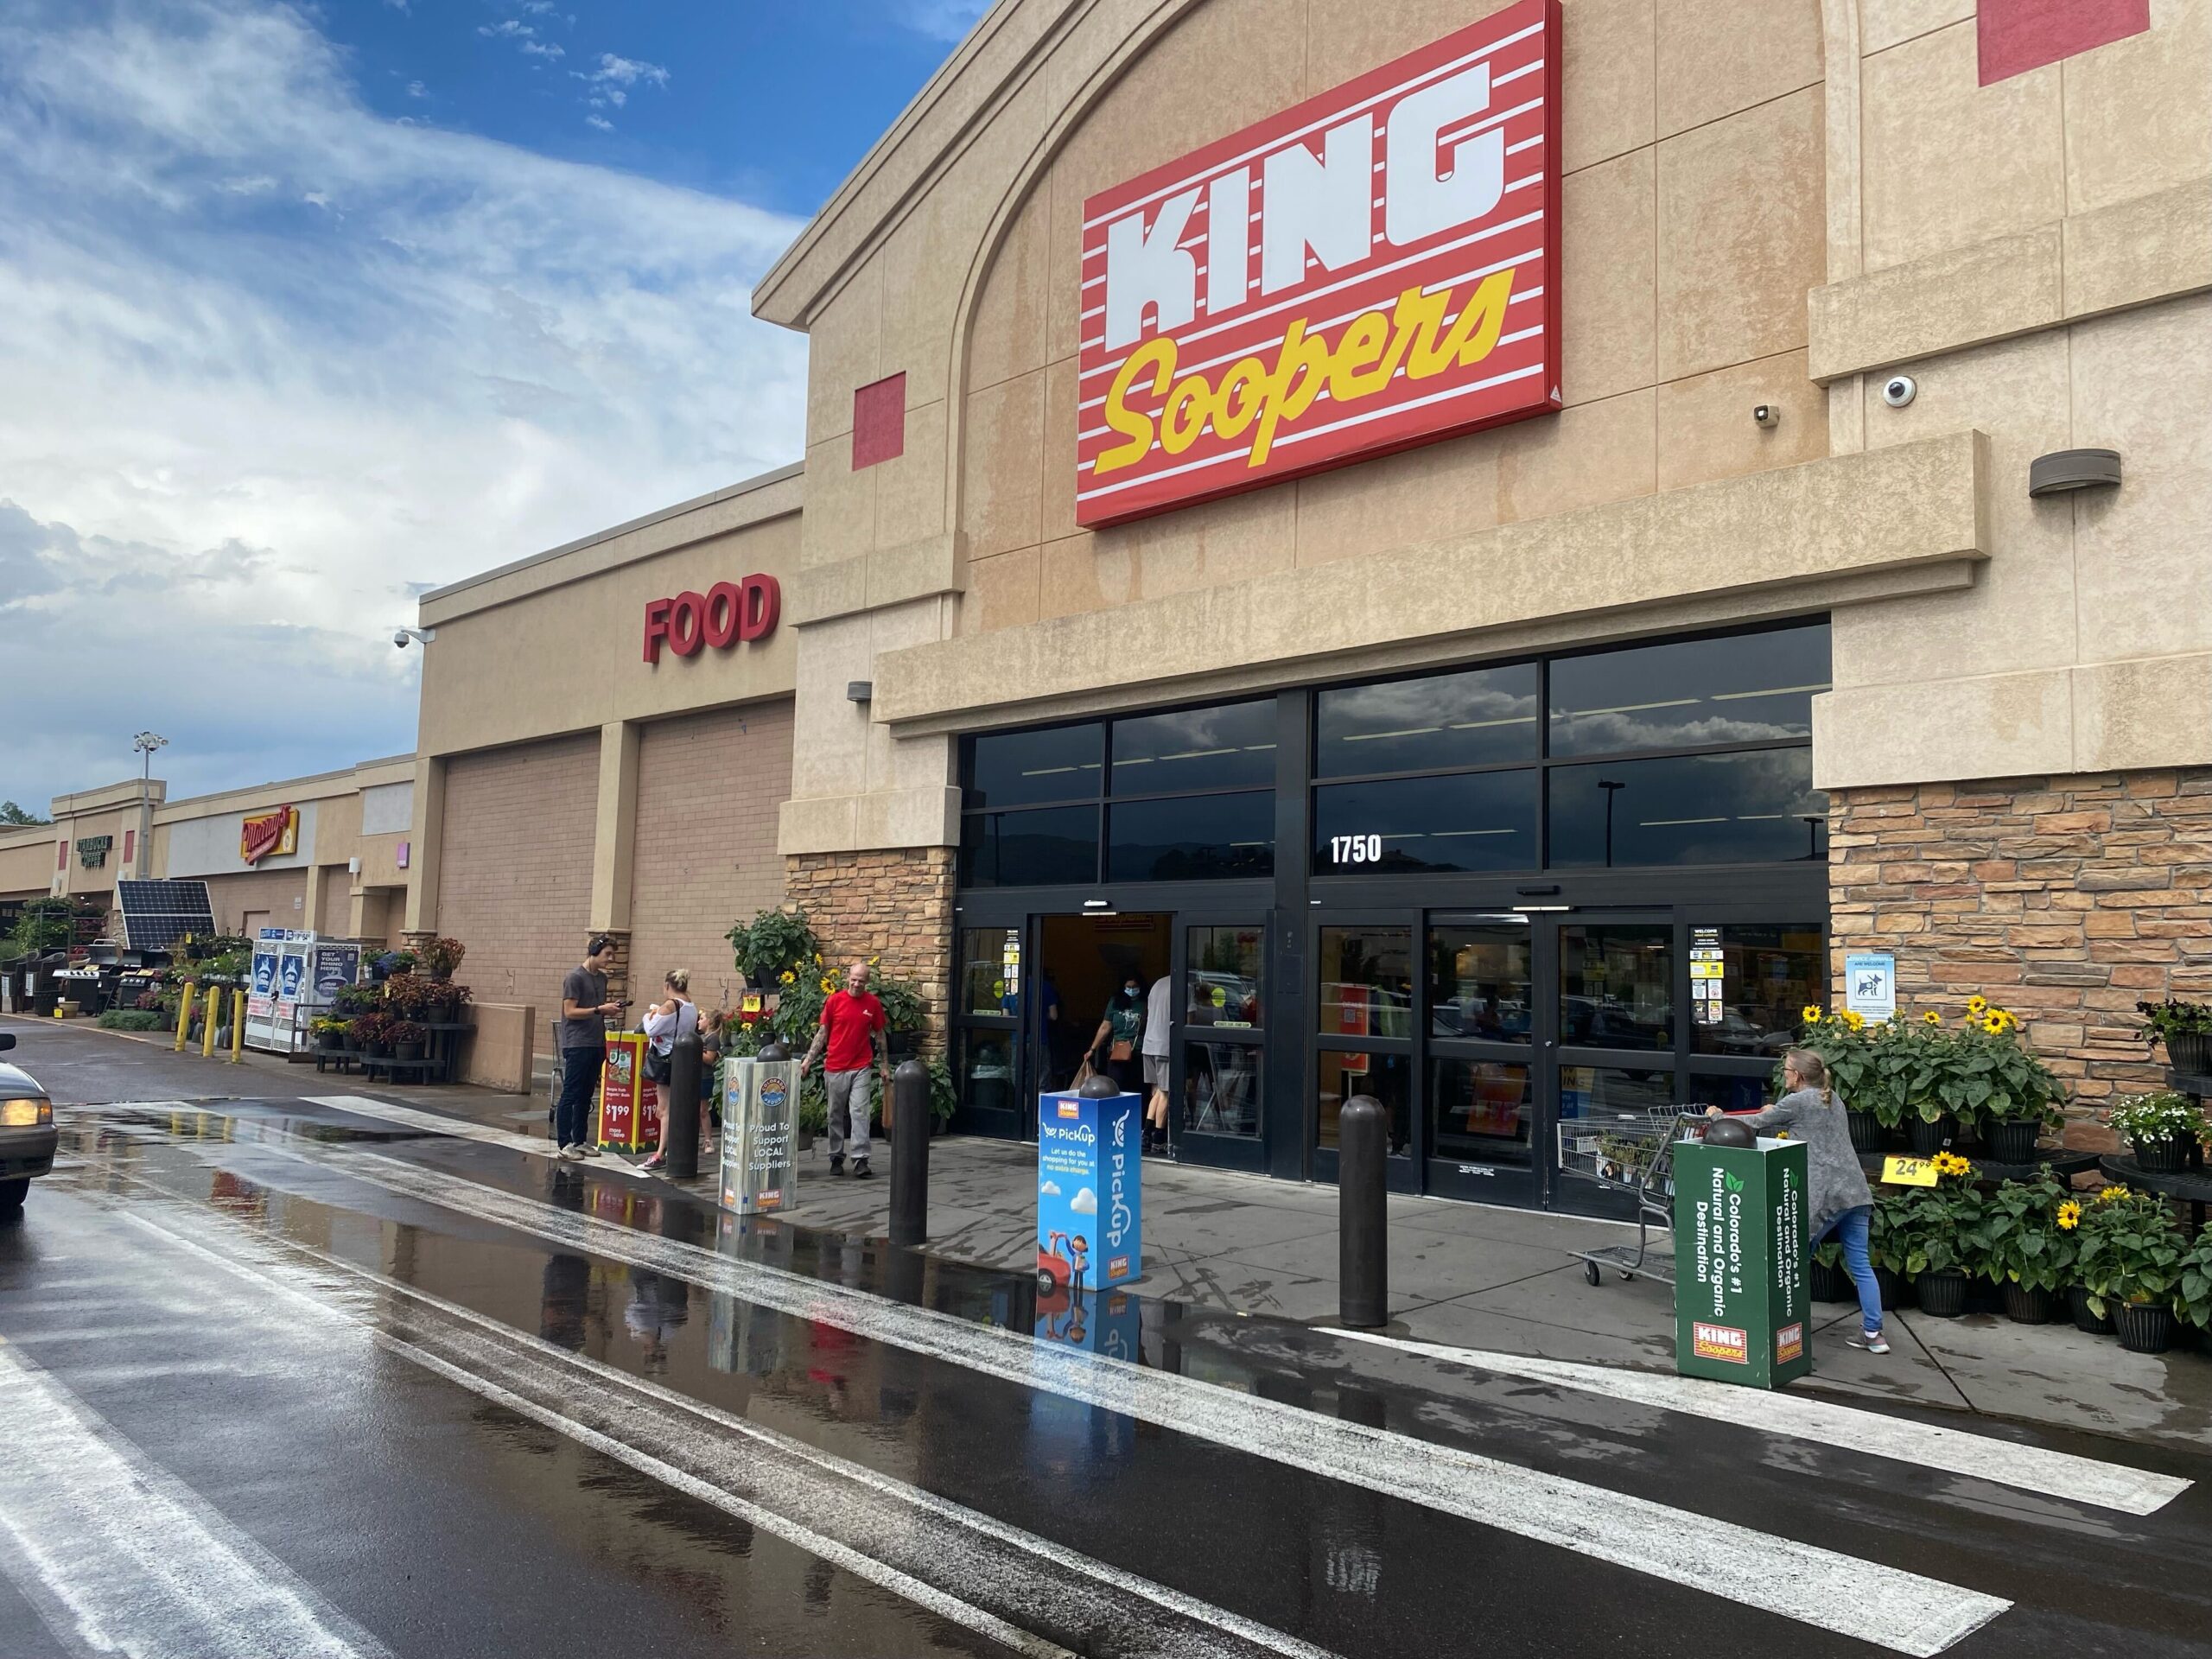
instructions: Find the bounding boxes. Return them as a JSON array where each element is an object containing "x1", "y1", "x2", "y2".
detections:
[
  {"x1": 1873, "y1": 1155, "x2": 1984, "y2": 1278},
  {"x1": 1789, "y1": 997, "x2": 2062, "y2": 1130},
  {"x1": 2103, "y1": 1090, "x2": 2207, "y2": 1147},
  {"x1": 1974, "y1": 1167, "x2": 2075, "y2": 1294},
  {"x1": 2074, "y1": 1186, "x2": 2187, "y2": 1317}
]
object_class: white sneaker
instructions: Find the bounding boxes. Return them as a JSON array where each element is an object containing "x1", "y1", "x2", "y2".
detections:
[
  {"x1": 576, "y1": 1143, "x2": 602, "y2": 1159},
  {"x1": 557, "y1": 1144, "x2": 586, "y2": 1161},
  {"x1": 1847, "y1": 1329, "x2": 1891, "y2": 1355}
]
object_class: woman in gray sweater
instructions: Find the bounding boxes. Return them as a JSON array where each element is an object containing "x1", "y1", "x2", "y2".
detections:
[{"x1": 1707, "y1": 1049, "x2": 1886, "y2": 1354}]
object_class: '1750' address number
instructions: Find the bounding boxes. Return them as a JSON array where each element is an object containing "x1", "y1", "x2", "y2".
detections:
[{"x1": 1330, "y1": 835, "x2": 1384, "y2": 866}]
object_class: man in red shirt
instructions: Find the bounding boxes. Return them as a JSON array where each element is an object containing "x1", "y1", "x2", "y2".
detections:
[{"x1": 802, "y1": 961, "x2": 890, "y2": 1178}]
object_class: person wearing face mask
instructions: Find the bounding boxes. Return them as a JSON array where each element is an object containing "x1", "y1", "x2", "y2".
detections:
[{"x1": 1088, "y1": 976, "x2": 1146, "y2": 1095}]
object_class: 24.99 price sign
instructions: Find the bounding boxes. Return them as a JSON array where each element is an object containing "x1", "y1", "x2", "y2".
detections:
[{"x1": 1075, "y1": 0, "x2": 1560, "y2": 526}]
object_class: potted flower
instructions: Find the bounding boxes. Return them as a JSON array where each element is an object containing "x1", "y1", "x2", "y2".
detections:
[
  {"x1": 2054, "y1": 1195, "x2": 2112, "y2": 1332},
  {"x1": 2075, "y1": 1185, "x2": 2187, "y2": 1354},
  {"x1": 390, "y1": 1020, "x2": 427, "y2": 1063},
  {"x1": 350, "y1": 1012, "x2": 394, "y2": 1058},
  {"x1": 1878, "y1": 1154, "x2": 1982, "y2": 1317},
  {"x1": 380, "y1": 972, "x2": 435, "y2": 1022},
  {"x1": 2138, "y1": 998, "x2": 2212, "y2": 1077},
  {"x1": 1976, "y1": 1168, "x2": 2073, "y2": 1324},
  {"x1": 309, "y1": 1014, "x2": 350, "y2": 1052},
  {"x1": 2175, "y1": 1229, "x2": 2212, "y2": 1339},
  {"x1": 1909, "y1": 999, "x2": 2063, "y2": 1160},
  {"x1": 417, "y1": 936, "x2": 467, "y2": 982},
  {"x1": 1791, "y1": 1007, "x2": 1893, "y2": 1151},
  {"x1": 2103, "y1": 1090, "x2": 2207, "y2": 1174}
]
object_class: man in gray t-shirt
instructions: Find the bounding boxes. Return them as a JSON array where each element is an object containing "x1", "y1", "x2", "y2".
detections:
[{"x1": 553, "y1": 936, "x2": 621, "y2": 1158}]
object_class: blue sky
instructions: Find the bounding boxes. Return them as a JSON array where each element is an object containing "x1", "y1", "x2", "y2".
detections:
[{"x1": 0, "y1": 0, "x2": 982, "y2": 814}]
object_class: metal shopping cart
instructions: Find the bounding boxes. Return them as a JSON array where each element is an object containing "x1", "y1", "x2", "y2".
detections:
[{"x1": 1555, "y1": 1109, "x2": 1706, "y2": 1287}]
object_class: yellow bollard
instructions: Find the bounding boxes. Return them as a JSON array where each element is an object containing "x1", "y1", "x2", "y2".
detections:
[
  {"x1": 230, "y1": 989, "x2": 245, "y2": 1064},
  {"x1": 174, "y1": 983, "x2": 196, "y2": 1052},
  {"x1": 200, "y1": 988, "x2": 218, "y2": 1058}
]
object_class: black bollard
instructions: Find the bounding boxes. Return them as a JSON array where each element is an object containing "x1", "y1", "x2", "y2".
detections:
[
  {"x1": 665, "y1": 1033, "x2": 702, "y2": 1180},
  {"x1": 1338, "y1": 1093, "x2": 1389, "y2": 1328},
  {"x1": 889, "y1": 1058, "x2": 930, "y2": 1247}
]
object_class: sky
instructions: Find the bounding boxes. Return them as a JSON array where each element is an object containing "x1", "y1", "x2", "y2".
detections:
[{"x1": 0, "y1": 0, "x2": 985, "y2": 813}]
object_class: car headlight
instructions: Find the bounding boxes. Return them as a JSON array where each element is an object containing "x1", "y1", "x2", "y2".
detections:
[{"x1": 0, "y1": 1098, "x2": 52, "y2": 1128}]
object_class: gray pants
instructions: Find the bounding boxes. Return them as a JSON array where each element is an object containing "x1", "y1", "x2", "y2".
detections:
[{"x1": 826, "y1": 1068, "x2": 874, "y2": 1163}]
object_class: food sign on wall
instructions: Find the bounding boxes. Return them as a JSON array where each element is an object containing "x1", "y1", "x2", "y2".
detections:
[{"x1": 1076, "y1": 0, "x2": 1560, "y2": 527}]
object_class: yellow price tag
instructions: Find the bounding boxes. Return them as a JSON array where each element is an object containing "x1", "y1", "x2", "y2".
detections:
[{"x1": 1881, "y1": 1155, "x2": 1940, "y2": 1187}]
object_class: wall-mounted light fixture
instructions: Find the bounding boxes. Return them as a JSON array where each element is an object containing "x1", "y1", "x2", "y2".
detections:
[
  {"x1": 846, "y1": 680, "x2": 873, "y2": 703},
  {"x1": 2028, "y1": 448, "x2": 2121, "y2": 499}
]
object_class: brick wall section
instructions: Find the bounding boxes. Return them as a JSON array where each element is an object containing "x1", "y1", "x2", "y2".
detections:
[
  {"x1": 783, "y1": 847, "x2": 956, "y2": 1050},
  {"x1": 435, "y1": 733, "x2": 600, "y2": 1053},
  {"x1": 627, "y1": 701, "x2": 793, "y2": 1012},
  {"x1": 201, "y1": 868, "x2": 308, "y2": 935},
  {"x1": 1828, "y1": 770, "x2": 2212, "y2": 1141}
]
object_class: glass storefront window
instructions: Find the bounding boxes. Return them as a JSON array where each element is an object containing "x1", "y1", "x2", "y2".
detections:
[
  {"x1": 1316, "y1": 663, "x2": 1539, "y2": 777},
  {"x1": 1548, "y1": 750, "x2": 1827, "y2": 868},
  {"x1": 1106, "y1": 792, "x2": 1275, "y2": 881},
  {"x1": 1685, "y1": 1072, "x2": 1770, "y2": 1115},
  {"x1": 959, "y1": 805, "x2": 1099, "y2": 888},
  {"x1": 1557, "y1": 1065, "x2": 1676, "y2": 1122},
  {"x1": 1184, "y1": 1042, "x2": 1262, "y2": 1137},
  {"x1": 1313, "y1": 770, "x2": 1537, "y2": 874},
  {"x1": 1559, "y1": 924, "x2": 1672, "y2": 1051},
  {"x1": 1112, "y1": 701, "x2": 1275, "y2": 794},
  {"x1": 1427, "y1": 922, "x2": 1533, "y2": 1041},
  {"x1": 1689, "y1": 923, "x2": 1824, "y2": 1057},
  {"x1": 968, "y1": 723, "x2": 1103, "y2": 808},
  {"x1": 1429, "y1": 1058, "x2": 1533, "y2": 1166},
  {"x1": 1317, "y1": 1049, "x2": 1413, "y2": 1154},
  {"x1": 1317, "y1": 926, "x2": 1413, "y2": 1040},
  {"x1": 956, "y1": 1027, "x2": 1018, "y2": 1118},
  {"x1": 1185, "y1": 926, "x2": 1264, "y2": 1029},
  {"x1": 957, "y1": 927, "x2": 1024, "y2": 1018},
  {"x1": 1548, "y1": 624, "x2": 1831, "y2": 758}
]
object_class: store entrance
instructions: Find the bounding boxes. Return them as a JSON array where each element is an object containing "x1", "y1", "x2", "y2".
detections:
[{"x1": 1035, "y1": 910, "x2": 1169, "y2": 1115}]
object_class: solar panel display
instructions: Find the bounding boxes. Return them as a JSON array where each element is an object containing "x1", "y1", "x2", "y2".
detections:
[{"x1": 118, "y1": 880, "x2": 217, "y2": 953}]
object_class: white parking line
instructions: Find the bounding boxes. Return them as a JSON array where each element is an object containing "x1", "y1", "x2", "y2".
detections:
[
  {"x1": 1321, "y1": 1327, "x2": 2192, "y2": 1517},
  {"x1": 302, "y1": 1094, "x2": 658, "y2": 1180},
  {"x1": 161, "y1": 1119, "x2": 2011, "y2": 1656},
  {"x1": 0, "y1": 1338, "x2": 390, "y2": 1659},
  {"x1": 113, "y1": 1196, "x2": 1340, "y2": 1659}
]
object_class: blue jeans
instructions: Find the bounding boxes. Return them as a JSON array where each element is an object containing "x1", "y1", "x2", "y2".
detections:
[
  {"x1": 556, "y1": 1047, "x2": 601, "y2": 1147},
  {"x1": 1817, "y1": 1205, "x2": 1882, "y2": 1335}
]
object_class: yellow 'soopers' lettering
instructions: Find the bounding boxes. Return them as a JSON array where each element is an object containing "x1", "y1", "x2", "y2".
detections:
[{"x1": 1097, "y1": 270, "x2": 1517, "y2": 476}]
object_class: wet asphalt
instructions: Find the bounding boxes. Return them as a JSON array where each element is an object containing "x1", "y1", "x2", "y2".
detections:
[{"x1": 2, "y1": 1020, "x2": 2210, "y2": 1659}]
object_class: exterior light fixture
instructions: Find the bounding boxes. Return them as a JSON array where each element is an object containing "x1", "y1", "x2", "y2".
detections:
[
  {"x1": 846, "y1": 681, "x2": 873, "y2": 703},
  {"x1": 2028, "y1": 448, "x2": 2121, "y2": 498}
]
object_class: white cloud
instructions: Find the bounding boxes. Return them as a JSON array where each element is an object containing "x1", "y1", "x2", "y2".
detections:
[
  {"x1": 479, "y1": 19, "x2": 534, "y2": 39},
  {"x1": 520, "y1": 1, "x2": 556, "y2": 12},
  {"x1": 1071, "y1": 1187, "x2": 1097, "y2": 1216},
  {"x1": 898, "y1": 1, "x2": 989, "y2": 44},
  {"x1": 1038, "y1": 1179, "x2": 1060, "y2": 1197},
  {"x1": 521, "y1": 40, "x2": 563, "y2": 60},
  {"x1": 404, "y1": 79, "x2": 425, "y2": 99},
  {"x1": 0, "y1": 0, "x2": 807, "y2": 807},
  {"x1": 584, "y1": 113, "x2": 613, "y2": 131},
  {"x1": 584, "y1": 53, "x2": 669, "y2": 89}
]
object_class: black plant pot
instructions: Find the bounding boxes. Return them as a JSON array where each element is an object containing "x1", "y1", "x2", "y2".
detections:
[
  {"x1": 2002, "y1": 1281, "x2": 2061, "y2": 1325},
  {"x1": 2113, "y1": 1301, "x2": 2174, "y2": 1355},
  {"x1": 396, "y1": 1040, "x2": 425, "y2": 1063},
  {"x1": 365, "y1": 1042, "x2": 391, "y2": 1059},
  {"x1": 2164, "y1": 1030, "x2": 2212, "y2": 1077},
  {"x1": 1810, "y1": 1260, "x2": 1853, "y2": 1302},
  {"x1": 317, "y1": 1031, "x2": 344, "y2": 1051},
  {"x1": 1915, "y1": 1269, "x2": 1971, "y2": 1318},
  {"x1": 1873, "y1": 1266, "x2": 1906, "y2": 1311},
  {"x1": 1983, "y1": 1119, "x2": 2041, "y2": 1165},
  {"x1": 2133, "y1": 1132, "x2": 2196, "y2": 1174},
  {"x1": 1906, "y1": 1115, "x2": 1956, "y2": 1157},
  {"x1": 1846, "y1": 1109, "x2": 1885, "y2": 1155},
  {"x1": 1968, "y1": 1275, "x2": 2006, "y2": 1314},
  {"x1": 2067, "y1": 1283, "x2": 2116, "y2": 1335}
]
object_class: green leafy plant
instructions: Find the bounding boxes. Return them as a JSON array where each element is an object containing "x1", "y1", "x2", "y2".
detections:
[
  {"x1": 725, "y1": 907, "x2": 824, "y2": 992},
  {"x1": 2136, "y1": 999, "x2": 2212, "y2": 1045},
  {"x1": 379, "y1": 973, "x2": 435, "y2": 1019},
  {"x1": 2103, "y1": 1090, "x2": 2206, "y2": 1146},
  {"x1": 95, "y1": 1008, "x2": 163, "y2": 1032},
  {"x1": 309, "y1": 1015, "x2": 350, "y2": 1036},
  {"x1": 3, "y1": 898, "x2": 78, "y2": 963},
  {"x1": 873, "y1": 972, "x2": 930, "y2": 1037},
  {"x1": 1875, "y1": 1166, "x2": 1985, "y2": 1278},
  {"x1": 388, "y1": 1020, "x2": 425, "y2": 1047},
  {"x1": 926, "y1": 1055, "x2": 958, "y2": 1123},
  {"x1": 1975, "y1": 1168, "x2": 2075, "y2": 1294},
  {"x1": 2075, "y1": 1186, "x2": 2188, "y2": 1317},
  {"x1": 416, "y1": 936, "x2": 467, "y2": 980},
  {"x1": 332, "y1": 982, "x2": 380, "y2": 1015},
  {"x1": 2176, "y1": 1230, "x2": 2212, "y2": 1331},
  {"x1": 1813, "y1": 1238, "x2": 1845, "y2": 1272},
  {"x1": 348, "y1": 1012, "x2": 396, "y2": 1051}
]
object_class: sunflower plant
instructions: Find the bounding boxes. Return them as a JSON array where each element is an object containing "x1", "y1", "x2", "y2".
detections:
[
  {"x1": 2176, "y1": 1230, "x2": 2212, "y2": 1331},
  {"x1": 2074, "y1": 1187, "x2": 2188, "y2": 1317},
  {"x1": 1873, "y1": 1162, "x2": 1985, "y2": 1279},
  {"x1": 1896, "y1": 998, "x2": 2063, "y2": 1128},
  {"x1": 1974, "y1": 1168, "x2": 2075, "y2": 1294}
]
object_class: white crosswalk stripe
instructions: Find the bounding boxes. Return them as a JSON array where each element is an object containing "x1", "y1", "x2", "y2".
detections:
[{"x1": 302, "y1": 1092, "x2": 660, "y2": 1179}]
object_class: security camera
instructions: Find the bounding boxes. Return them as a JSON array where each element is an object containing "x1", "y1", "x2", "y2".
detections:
[
  {"x1": 1881, "y1": 374, "x2": 1917, "y2": 409},
  {"x1": 394, "y1": 629, "x2": 413, "y2": 650},
  {"x1": 392, "y1": 626, "x2": 435, "y2": 649},
  {"x1": 1751, "y1": 404, "x2": 1779, "y2": 429}
]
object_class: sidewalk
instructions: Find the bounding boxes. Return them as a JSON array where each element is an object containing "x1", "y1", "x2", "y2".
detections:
[{"x1": 27, "y1": 1016, "x2": 2212, "y2": 1453}]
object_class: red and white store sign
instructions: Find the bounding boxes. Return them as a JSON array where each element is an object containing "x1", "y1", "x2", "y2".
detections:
[
  {"x1": 642, "y1": 575, "x2": 780, "y2": 665},
  {"x1": 1075, "y1": 0, "x2": 1560, "y2": 528}
]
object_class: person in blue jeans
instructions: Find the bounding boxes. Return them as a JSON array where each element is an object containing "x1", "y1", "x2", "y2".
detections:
[{"x1": 1707, "y1": 1047, "x2": 1886, "y2": 1353}]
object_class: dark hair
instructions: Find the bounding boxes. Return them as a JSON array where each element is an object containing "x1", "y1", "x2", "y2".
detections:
[{"x1": 587, "y1": 934, "x2": 614, "y2": 958}]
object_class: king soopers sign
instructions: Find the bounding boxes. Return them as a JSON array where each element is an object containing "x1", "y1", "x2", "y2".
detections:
[{"x1": 1076, "y1": 0, "x2": 1560, "y2": 527}]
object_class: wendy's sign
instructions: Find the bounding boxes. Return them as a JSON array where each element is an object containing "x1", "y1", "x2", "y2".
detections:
[
  {"x1": 1075, "y1": 0, "x2": 1560, "y2": 527},
  {"x1": 642, "y1": 575, "x2": 780, "y2": 665}
]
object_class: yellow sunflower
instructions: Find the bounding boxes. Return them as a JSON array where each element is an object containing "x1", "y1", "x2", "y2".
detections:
[
  {"x1": 1993, "y1": 1010, "x2": 2018, "y2": 1032},
  {"x1": 1981, "y1": 1015, "x2": 2005, "y2": 1035},
  {"x1": 2056, "y1": 1201, "x2": 2082, "y2": 1230},
  {"x1": 779, "y1": 969, "x2": 794, "y2": 985},
  {"x1": 1841, "y1": 1009, "x2": 1866, "y2": 1032},
  {"x1": 1932, "y1": 1151, "x2": 1974, "y2": 1177},
  {"x1": 2094, "y1": 1183, "x2": 2132, "y2": 1204},
  {"x1": 1965, "y1": 995, "x2": 1989, "y2": 1018},
  {"x1": 1800, "y1": 1004, "x2": 1825, "y2": 1025},
  {"x1": 1923, "y1": 1010, "x2": 1942, "y2": 1026}
]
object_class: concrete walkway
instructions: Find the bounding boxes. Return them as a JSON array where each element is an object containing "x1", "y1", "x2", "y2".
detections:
[{"x1": 22, "y1": 1016, "x2": 2212, "y2": 1453}]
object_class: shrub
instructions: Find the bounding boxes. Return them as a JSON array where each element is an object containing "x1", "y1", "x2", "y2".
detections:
[
  {"x1": 416, "y1": 937, "x2": 467, "y2": 980},
  {"x1": 96, "y1": 1008, "x2": 163, "y2": 1032},
  {"x1": 2075, "y1": 1185, "x2": 2187, "y2": 1318},
  {"x1": 1976, "y1": 1168, "x2": 2075, "y2": 1294},
  {"x1": 389, "y1": 1020, "x2": 425, "y2": 1046}
]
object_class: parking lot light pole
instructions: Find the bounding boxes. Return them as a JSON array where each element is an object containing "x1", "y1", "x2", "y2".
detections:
[{"x1": 131, "y1": 732, "x2": 168, "y2": 879}]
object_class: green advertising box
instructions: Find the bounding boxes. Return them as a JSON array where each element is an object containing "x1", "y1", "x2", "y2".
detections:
[{"x1": 1673, "y1": 1136, "x2": 1811, "y2": 1389}]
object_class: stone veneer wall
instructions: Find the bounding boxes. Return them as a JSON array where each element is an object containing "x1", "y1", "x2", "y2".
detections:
[
  {"x1": 1828, "y1": 771, "x2": 2212, "y2": 1144},
  {"x1": 782, "y1": 848, "x2": 956, "y2": 1051}
]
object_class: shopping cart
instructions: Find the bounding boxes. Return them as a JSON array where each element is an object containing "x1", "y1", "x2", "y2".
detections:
[{"x1": 1555, "y1": 1109, "x2": 1706, "y2": 1287}]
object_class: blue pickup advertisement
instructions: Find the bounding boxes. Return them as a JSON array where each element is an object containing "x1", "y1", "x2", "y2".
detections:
[{"x1": 1036, "y1": 1088, "x2": 1143, "y2": 1300}]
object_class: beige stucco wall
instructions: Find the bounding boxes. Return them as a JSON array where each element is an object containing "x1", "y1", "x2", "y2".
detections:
[
  {"x1": 752, "y1": 0, "x2": 2209, "y2": 849},
  {"x1": 416, "y1": 471, "x2": 804, "y2": 761}
]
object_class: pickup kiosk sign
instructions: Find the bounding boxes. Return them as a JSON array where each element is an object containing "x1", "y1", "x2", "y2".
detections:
[
  {"x1": 1037, "y1": 1085, "x2": 1143, "y2": 1298},
  {"x1": 1673, "y1": 1133, "x2": 1811, "y2": 1389},
  {"x1": 596, "y1": 1032, "x2": 660, "y2": 1153}
]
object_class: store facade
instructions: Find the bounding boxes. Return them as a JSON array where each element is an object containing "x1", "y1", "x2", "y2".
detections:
[{"x1": 734, "y1": 0, "x2": 2212, "y2": 1211}]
